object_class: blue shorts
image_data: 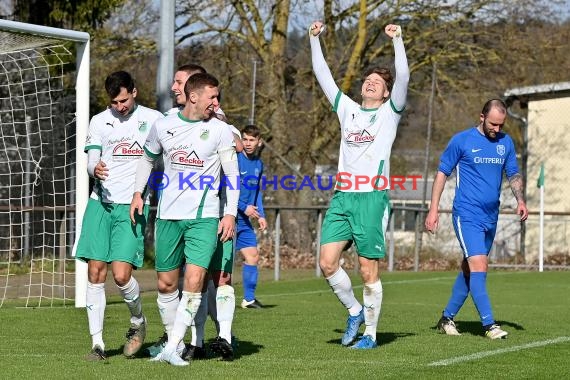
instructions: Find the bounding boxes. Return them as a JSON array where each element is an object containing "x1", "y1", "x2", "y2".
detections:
[
  {"x1": 236, "y1": 216, "x2": 257, "y2": 250},
  {"x1": 452, "y1": 215, "x2": 497, "y2": 258}
]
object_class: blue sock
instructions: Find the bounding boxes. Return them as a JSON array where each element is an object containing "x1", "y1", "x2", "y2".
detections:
[
  {"x1": 443, "y1": 272, "x2": 470, "y2": 319},
  {"x1": 469, "y1": 272, "x2": 494, "y2": 326},
  {"x1": 242, "y1": 264, "x2": 258, "y2": 302}
]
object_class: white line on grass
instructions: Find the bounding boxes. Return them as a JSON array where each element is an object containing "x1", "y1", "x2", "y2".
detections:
[
  {"x1": 428, "y1": 336, "x2": 570, "y2": 366},
  {"x1": 268, "y1": 276, "x2": 455, "y2": 298}
]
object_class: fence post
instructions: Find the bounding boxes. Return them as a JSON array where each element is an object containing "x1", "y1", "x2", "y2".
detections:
[
  {"x1": 315, "y1": 209, "x2": 322, "y2": 277},
  {"x1": 274, "y1": 208, "x2": 280, "y2": 281}
]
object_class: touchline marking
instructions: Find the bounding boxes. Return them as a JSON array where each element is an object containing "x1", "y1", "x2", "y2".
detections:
[
  {"x1": 428, "y1": 336, "x2": 570, "y2": 366},
  {"x1": 268, "y1": 276, "x2": 454, "y2": 298}
]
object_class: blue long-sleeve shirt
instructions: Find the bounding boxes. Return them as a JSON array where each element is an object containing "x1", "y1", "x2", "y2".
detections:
[
  {"x1": 438, "y1": 127, "x2": 519, "y2": 223},
  {"x1": 238, "y1": 151, "x2": 265, "y2": 220}
]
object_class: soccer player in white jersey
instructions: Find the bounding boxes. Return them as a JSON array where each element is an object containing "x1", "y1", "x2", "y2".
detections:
[
  {"x1": 146, "y1": 64, "x2": 242, "y2": 362},
  {"x1": 309, "y1": 21, "x2": 409, "y2": 349},
  {"x1": 130, "y1": 72, "x2": 239, "y2": 366},
  {"x1": 425, "y1": 99, "x2": 528, "y2": 339},
  {"x1": 76, "y1": 71, "x2": 163, "y2": 360}
]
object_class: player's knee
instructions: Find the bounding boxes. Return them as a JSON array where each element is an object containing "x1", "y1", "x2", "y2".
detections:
[
  {"x1": 319, "y1": 258, "x2": 338, "y2": 277},
  {"x1": 358, "y1": 267, "x2": 378, "y2": 283},
  {"x1": 87, "y1": 261, "x2": 107, "y2": 283},
  {"x1": 112, "y1": 272, "x2": 130, "y2": 287},
  {"x1": 157, "y1": 277, "x2": 177, "y2": 293}
]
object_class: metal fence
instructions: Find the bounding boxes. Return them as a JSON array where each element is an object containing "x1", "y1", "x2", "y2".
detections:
[{"x1": 255, "y1": 205, "x2": 570, "y2": 280}]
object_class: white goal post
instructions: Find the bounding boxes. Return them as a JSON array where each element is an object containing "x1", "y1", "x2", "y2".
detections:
[{"x1": 0, "y1": 19, "x2": 89, "y2": 307}]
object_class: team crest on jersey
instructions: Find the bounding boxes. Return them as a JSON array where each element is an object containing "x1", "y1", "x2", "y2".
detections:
[
  {"x1": 496, "y1": 145, "x2": 505, "y2": 156},
  {"x1": 369, "y1": 114, "x2": 377, "y2": 124},
  {"x1": 345, "y1": 129, "x2": 376, "y2": 145},
  {"x1": 171, "y1": 150, "x2": 205, "y2": 170},
  {"x1": 112, "y1": 141, "x2": 144, "y2": 160},
  {"x1": 138, "y1": 121, "x2": 148, "y2": 132},
  {"x1": 200, "y1": 128, "x2": 209, "y2": 140}
]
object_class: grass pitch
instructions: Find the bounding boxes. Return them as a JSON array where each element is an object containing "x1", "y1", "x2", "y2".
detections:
[{"x1": 1, "y1": 270, "x2": 569, "y2": 379}]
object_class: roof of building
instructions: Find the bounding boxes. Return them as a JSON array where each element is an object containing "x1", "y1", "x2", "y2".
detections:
[{"x1": 504, "y1": 81, "x2": 570, "y2": 103}]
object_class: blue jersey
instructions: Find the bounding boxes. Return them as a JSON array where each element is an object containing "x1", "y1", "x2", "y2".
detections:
[
  {"x1": 237, "y1": 152, "x2": 265, "y2": 221},
  {"x1": 438, "y1": 127, "x2": 519, "y2": 223}
]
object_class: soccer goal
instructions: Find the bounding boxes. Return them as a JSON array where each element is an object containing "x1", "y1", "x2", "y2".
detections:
[{"x1": 0, "y1": 20, "x2": 90, "y2": 308}]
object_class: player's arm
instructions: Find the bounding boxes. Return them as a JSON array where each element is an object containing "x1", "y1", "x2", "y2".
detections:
[
  {"x1": 386, "y1": 24, "x2": 410, "y2": 112},
  {"x1": 218, "y1": 145, "x2": 239, "y2": 242},
  {"x1": 130, "y1": 150, "x2": 156, "y2": 224},
  {"x1": 425, "y1": 171, "x2": 447, "y2": 233},
  {"x1": 255, "y1": 163, "x2": 266, "y2": 219},
  {"x1": 84, "y1": 117, "x2": 108, "y2": 180},
  {"x1": 130, "y1": 122, "x2": 161, "y2": 224},
  {"x1": 255, "y1": 183, "x2": 267, "y2": 231},
  {"x1": 87, "y1": 149, "x2": 108, "y2": 180},
  {"x1": 508, "y1": 173, "x2": 528, "y2": 221},
  {"x1": 233, "y1": 133, "x2": 243, "y2": 153},
  {"x1": 309, "y1": 21, "x2": 341, "y2": 106}
]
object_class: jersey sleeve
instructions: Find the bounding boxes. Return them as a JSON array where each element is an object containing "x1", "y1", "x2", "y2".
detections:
[
  {"x1": 389, "y1": 35, "x2": 410, "y2": 113},
  {"x1": 438, "y1": 134, "x2": 463, "y2": 176},
  {"x1": 255, "y1": 161, "x2": 265, "y2": 218},
  {"x1": 143, "y1": 121, "x2": 162, "y2": 158},
  {"x1": 218, "y1": 123, "x2": 236, "y2": 151},
  {"x1": 504, "y1": 135, "x2": 520, "y2": 178},
  {"x1": 84, "y1": 116, "x2": 103, "y2": 152},
  {"x1": 310, "y1": 34, "x2": 341, "y2": 109}
]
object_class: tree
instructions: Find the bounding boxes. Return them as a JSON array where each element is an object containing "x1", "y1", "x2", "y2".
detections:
[{"x1": 170, "y1": 0, "x2": 569, "y2": 250}]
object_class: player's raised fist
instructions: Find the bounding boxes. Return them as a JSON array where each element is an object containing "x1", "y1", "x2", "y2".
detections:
[
  {"x1": 385, "y1": 24, "x2": 402, "y2": 39},
  {"x1": 309, "y1": 21, "x2": 325, "y2": 37}
]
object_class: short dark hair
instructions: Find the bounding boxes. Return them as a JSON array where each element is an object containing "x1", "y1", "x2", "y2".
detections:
[
  {"x1": 362, "y1": 67, "x2": 394, "y2": 93},
  {"x1": 105, "y1": 71, "x2": 135, "y2": 98},
  {"x1": 184, "y1": 72, "x2": 219, "y2": 99},
  {"x1": 177, "y1": 64, "x2": 206, "y2": 77},
  {"x1": 481, "y1": 98, "x2": 507, "y2": 116},
  {"x1": 241, "y1": 124, "x2": 261, "y2": 138}
]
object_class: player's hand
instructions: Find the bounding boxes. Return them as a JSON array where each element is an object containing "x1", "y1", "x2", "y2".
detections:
[
  {"x1": 309, "y1": 21, "x2": 325, "y2": 37},
  {"x1": 517, "y1": 201, "x2": 529, "y2": 222},
  {"x1": 130, "y1": 192, "x2": 144, "y2": 224},
  {"x1": 244, "y1": 205, "x2": 260, "y2": 218},
  {"x1": 94, "y1": 161, "x2": 109, "y2": 180},
  {"x1": 258, "y1": 217, "x2": 267, "y2": 231},
  {"x1": 385, "y1": 24, "x2": 402, "y2": 39},
  {"x1": 424, "y1": 209, "x2": 439, "y2": 234},
  {"x1": 218, "y1": 215, "x2": 236, "y2": 243}
]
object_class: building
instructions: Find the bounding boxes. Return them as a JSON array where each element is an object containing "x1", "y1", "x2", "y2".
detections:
[{"x1": 504, "y1": 82, "x2": 570, "y2": 263}]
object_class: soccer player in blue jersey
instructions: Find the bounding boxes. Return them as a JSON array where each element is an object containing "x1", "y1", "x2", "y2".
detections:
[
  {"x1": 310, "y1": 21, "x2": 409, "y2": 349},
  {"x1": 425, "y1": 98, "x2": 528, "y2": 339},
  {"x1": 236, "y1": 125, "x2": 267, "y2": 309}
]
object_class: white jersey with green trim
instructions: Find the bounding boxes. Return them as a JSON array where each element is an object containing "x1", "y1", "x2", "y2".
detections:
[
  {"x1": 164, "y1": 107, "x2": 240, "y2": 136},
  {"x1": 310, "y1": 31, "x2": 409, "y2": 193},
  {"x1": 334, "y1": 95, "x2": 402, "y2": 192},
  {"x1": 144, "y1": 112, "x2": 235, "y2": 220},
  {"x1": 84, "y1": 104, "x2": 163, "y2": 203}
]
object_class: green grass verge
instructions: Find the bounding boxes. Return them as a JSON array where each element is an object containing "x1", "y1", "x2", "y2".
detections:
[{"x1": 1, "y1": 271, "x2": 569, "y2": 379}]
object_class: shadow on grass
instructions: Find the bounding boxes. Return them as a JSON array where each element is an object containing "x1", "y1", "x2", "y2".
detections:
[
  {"x1": 432, "y1": 319, "x2": 525, "y2": 337},
  {"x1": 104, "y1": 338, "x2": 265, "y2": 361},
  {"x1": 328, "y1": 331, "x2": 415, "y2": 346}
]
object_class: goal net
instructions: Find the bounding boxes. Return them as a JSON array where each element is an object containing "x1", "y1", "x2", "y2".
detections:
[{"x1": 0, "y1": 20, "x2": 89, "y2": 307}]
